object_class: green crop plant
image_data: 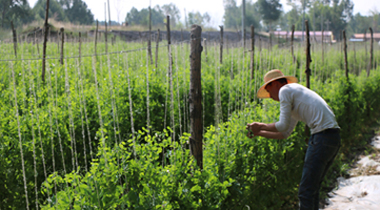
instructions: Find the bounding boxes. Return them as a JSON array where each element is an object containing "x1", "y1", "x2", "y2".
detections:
[{"x1": 0, "y1": 38, "x2": 379, "y2": 209}]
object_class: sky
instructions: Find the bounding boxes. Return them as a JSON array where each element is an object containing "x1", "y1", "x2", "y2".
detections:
[{"x1": 27, "y1": 0, "x2": 380, "y2": 28}]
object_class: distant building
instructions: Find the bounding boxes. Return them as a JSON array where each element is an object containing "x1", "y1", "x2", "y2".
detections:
[
  {"x1": 273, "y1": 31, "x2": 335, "y2": 43},
  {"x1": 351, "y1": 33, "x2": 380, "y2": 42}
]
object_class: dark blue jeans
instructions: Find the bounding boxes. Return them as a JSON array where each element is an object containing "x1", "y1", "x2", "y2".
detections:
[{"x1": 298, "y1": 129, "x2": 341, "y2": 210}]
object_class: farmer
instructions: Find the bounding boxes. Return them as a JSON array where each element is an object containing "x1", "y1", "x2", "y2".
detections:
[{"x1": 246, "y1": 69, "x2": 340, "y2": 210}]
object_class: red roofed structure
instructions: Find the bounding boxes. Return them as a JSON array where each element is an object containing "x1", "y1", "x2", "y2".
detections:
[{"x1": 273, "y1": 31, "x2": 335, "y2": 43}]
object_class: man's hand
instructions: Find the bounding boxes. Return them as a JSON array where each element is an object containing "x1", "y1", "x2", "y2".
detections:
[
  {"x1": 247, "y1": 122, "x2": 262, "y2": 133},
  {"x1": 246, "y1": 122, "x2": 263, "y2": 138}
]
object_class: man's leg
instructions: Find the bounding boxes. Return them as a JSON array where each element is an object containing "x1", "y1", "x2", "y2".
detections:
[{"x1": 298, "y1": 131, "x2": 340, "y2": 210}]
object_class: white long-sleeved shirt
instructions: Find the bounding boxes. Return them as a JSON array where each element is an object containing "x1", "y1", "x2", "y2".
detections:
[{"x1": 274, "y1": 83, "x2": 340, "y2": 138}]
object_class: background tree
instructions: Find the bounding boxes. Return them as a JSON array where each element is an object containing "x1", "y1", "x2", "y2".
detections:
[
  {"x1": 245, "y1": 1, "x2": 262, "y2": 30},
  {"x1": 223, "y1": 0, "x2": 240, "y2": 30},
  {"x1": 347, "y1": 13, "x2": 371, "y2": 35},
  {"x1": 0, "y1": 0, "x2": 33, "y2": 28},
  {"x1": 187, "y1": 11, "x2": 203, "y2": 26},
  {"x1": 161, "y1": 3, "x2": 180, "y2": 28},
  {"x1": 33, "y1": 0, "x2": 67, "y2": 22},
  {"x1": 285, "y1": 4, "x2": 302, "y2": 30},
  {"x1": 223, "y1": 0, "x2": 261, "y2": 31},
  {"x1": 59, "y1": 0, "x2": 94, "y2": 25},
  {"x1": 125, "y1": 6, "x2": 165, "y2": 27},
  {"x1": 369, "y1": 8, "x2": 379, "y2": 32},
  {"x1": 258, "y1": 0, "x2": 282, "y2": 31}
]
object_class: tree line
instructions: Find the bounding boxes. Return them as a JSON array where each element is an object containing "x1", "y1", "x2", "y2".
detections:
[
  {"x1": 1, "y1": 0, "x2": 379, "y2": 40},
  {"x1": 224, "y1": 0, "x2": 379, "y2": 40},
  {"x1": 124, "y1": 3, "x2": 212, "y2": 29},
  {"x1": 0, "y1": 0, "x2": 94, "y2": 29}
]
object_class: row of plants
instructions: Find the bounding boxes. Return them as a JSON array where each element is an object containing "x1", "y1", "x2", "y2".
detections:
[
  {"x1": 40, "y1": 69, "x2": 380, "y2": 209},
  {"x1": 0, "y1": 40, "x2": 378, "y2": 209}
]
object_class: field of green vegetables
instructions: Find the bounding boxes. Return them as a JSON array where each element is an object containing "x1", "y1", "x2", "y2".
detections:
[{"x1": 0, "y1": 36, "x2": 380, "y2": 209}]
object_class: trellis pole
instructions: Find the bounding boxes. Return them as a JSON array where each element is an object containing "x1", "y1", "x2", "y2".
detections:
[
  {"x1": 42, "y1": 0, "x2": 50, "y2": 82},
  {"x1": 10, "y1": 21, "x2": 17, "y2": 58},
  {"x1": 343, "y1": 30, "x2": 348, "y2": 79},
  {"x1": 220, "y1": 25, "x2": 223, "y2": 64},
  {"x1": 291, "y1": 25, "x2": 295, "y2": 64},
  {"x1": 60, "y1": 28, "x2": 64, "y2": 65},
  {"x1": 189, "y1": 24, "x2": 203, "y2": 169},
  {"x1": 304, "y1": 20, "x2": 312, "y2": 142},
  {"x1": 368, "y1": 27, "x2": 373, "y2": 77}
]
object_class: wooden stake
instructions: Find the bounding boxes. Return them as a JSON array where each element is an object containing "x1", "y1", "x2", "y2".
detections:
[
  {"x1": 79, "y1": 32, "x2": 82, "y2": 64},
  {"x1": 305, "y1": 20, "x2": 311, "y2": 89},
  {"x1": 42, "y1": 0, "x2": 50, "y2": 83},
  {"x1": 291, "y1": 25, "x2": 295, "y2": 63},
  {"x1": 368, "y1": 27, "x2": 373, "y2": 76},
  {"x1": 60, "y1": 28, "x2": 64, "y2": 65},
  {"x1": 343, "y1": 30, "x2": 348, "y2": 79},
  {"x1": 189, "y1": 24, "x2": 203, "y2": 170},
  {"x1": 166, "y1": 16, "x2": 171, "y2": 48},
  {"x1": 304, "y1": 20, "x2": 312, "y2": 143},
  {"x1": 219, "y1": 25, "x2": 223, "y2": 64},
  {"x1": 10, "y1": 21, "x2": 17, "y2": 58}
]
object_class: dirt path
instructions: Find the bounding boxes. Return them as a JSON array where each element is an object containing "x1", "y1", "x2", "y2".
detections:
[{"x1": 324, "y1": 135, "x2": 380, "y2": 209}]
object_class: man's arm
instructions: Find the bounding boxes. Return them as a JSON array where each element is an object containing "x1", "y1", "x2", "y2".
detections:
[
  {"x1": 246, "y1": 122, "x2": 285, "y2": 139},
  {"x1": 247, "y1": 122, "x2": 278, "y2": 133},
  {"x1": 254, "y1": 130, "x2": 285, "y2": 139}
]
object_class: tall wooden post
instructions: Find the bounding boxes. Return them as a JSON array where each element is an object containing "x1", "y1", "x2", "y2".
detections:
[
  {"x1": 42, "y1": 0, "x2": 50, "y2": 83},
  {"x1": 155, "y1": 29, "x2": 160, "y2": 68},
  {"x1": 304, "y1": 20, "x2": 312, "y2": 143},
  {"x1": 291, "y1": 25, "x2": 295, "y2": 63},
  {"x1": 79, "y1": 32, "x2": 82, "y2": 64},
  {"x1": 10, "y1": 21, "x2": 17, "y2": 58},
  {"x1": 343, "y1": 30, "x2": 348, "y2": 79},
  {"x1": 305, "y1": 20, "x2": 311, "y2": 89},
  {"x1": 60, "y1": 28, "x2": 64, "y2": 65},
  {"x1": 189, "y1": 24, "x2": 203, "y2": 170},
  {"x1": 166, "y1": 15, "x2": 172, "y2": 137},
  {"x1": 219, "y1": 25, "x2": 223, "y2": 64},
  {"x1": 368, "y1": 27, "x2": 373, "y2": 77}
]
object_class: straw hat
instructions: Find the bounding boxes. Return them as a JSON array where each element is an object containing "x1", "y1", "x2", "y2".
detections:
[{"x1": 257, "y1": 69, "x2": 298, "y2": 98}]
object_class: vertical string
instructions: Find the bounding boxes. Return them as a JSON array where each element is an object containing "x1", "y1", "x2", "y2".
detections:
[{"x1": 10, "y1": 61, "x2": 30, "y2": 210}]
